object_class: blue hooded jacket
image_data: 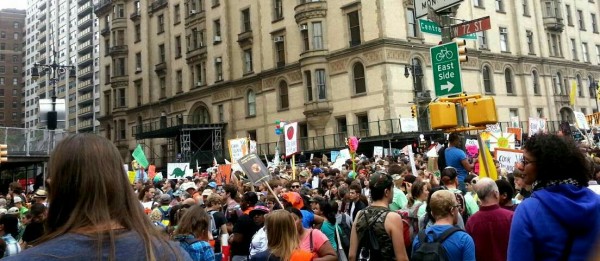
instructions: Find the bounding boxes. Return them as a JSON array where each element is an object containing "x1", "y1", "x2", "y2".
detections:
[{"x1": 508, "y1": 184, "x2": 600, "y2": 261}]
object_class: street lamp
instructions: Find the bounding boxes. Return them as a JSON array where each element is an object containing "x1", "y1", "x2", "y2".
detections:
[{"x1": 31, "y1": 51, "x2": 76, "y2": 130}]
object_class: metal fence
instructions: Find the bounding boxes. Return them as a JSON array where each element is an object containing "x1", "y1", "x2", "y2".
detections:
[{"x1": 0, "y1": 127, "x2": 69, "y2": 156}]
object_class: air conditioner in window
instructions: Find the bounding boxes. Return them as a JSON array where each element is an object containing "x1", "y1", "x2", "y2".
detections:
[
  {"x1": 274, "y1": 36, "x2": 284, "y2": 43},
  {"x1": 136, "y1": 67, "x2": 142, "y2": 72},
  {"x1": 190, "y1": 10, "x2": 197, "y2": 14},
  {"x1": 300, "y1": 24, "x2": 308, "y2": 31},
  {"x1": 214, "y1": 35, "x2": 221, "y2": 42},
  {"x1": 217, "y1": 75, "x2": 223, "y2": 81},
  {"x1": 199, "y1": 42, "x2": 204, "y2": 47},
  {"x1": 215, "y1": 57, "x2": 222, "y2": 63},
  {"x1": 196, "y1": 81, "x2": 202, "y2": 86}
]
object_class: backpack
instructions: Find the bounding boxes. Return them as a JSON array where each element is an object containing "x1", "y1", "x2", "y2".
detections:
[
  {"x1": 442, "y1": 187, "x2": 466, "y2": 218},
  {"x1": 396, "y1": 210, "x2": 415, "y2": 256},
  {"x1": 398, "y1": 202, "x2": 424, "y2": 244},
  {"x1": 356, "y1": 211, "x2": 388, "y2": 261},
  {"x1": 411, "y1": 227, "x2": 463, "y2": 261},
  {"x1": 177, "y1": 237, "x2": 200, "y2": 257},
  {"x1": 208, "y1": 210, "x2": 220, "y2": 238},
  {"x1": 158, "y1": 206, "x2": 171, "y2": 226},
  {"x1": 335, "y1": 224, "x2": 350, "y2": 257},
  {"x1": 337, "y1": 214, "x2": 352, "y2": 247}
]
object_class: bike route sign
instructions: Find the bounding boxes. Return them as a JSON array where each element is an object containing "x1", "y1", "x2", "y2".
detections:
[{"x1": 430, "y1": 42, "x2": 463, "y2": 97}]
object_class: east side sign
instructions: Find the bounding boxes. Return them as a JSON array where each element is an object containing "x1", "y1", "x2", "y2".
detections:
[{"x1": 415, "y1": 0, "x2": 464, "y2": 19}]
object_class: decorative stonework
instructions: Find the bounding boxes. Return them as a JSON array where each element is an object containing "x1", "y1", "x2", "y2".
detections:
[
  {"x1": 287, "y1": 71, "x2": 302, "y2": 84},
  {"x1": 330, "y1": 58, "x2": 349, "y2": 74},
  {"x1": 461, "y1": 57, "x2": 478, "y2": 69},
  {"x1": 213, "y1": 89, "x2": 232, "y2": 102},
  {"x1": 262, "y1": 77, "x2": 277, "y2": 90},
  {"x1": 171, "y1": 102, "x2": 186, "y2": 112},
  {"x1": 362, "y1": 50, "x2": 384, "y2": 65},
  {"x1": 385, "y1": 49, "x2": 411, "y2": 62}
]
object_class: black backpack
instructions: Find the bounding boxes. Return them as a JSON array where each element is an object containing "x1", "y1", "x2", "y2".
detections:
[
  {"x1": 412, "y1": 227, "x2": 463, "y2": 261},
  {"x1": 357, "y1": 211, "x2": 387, "y2": 261}
]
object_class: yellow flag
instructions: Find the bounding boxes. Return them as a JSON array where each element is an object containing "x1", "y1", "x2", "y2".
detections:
[
  {"x1": 570, "y1": 80, "x2": 577, "y2": 106},
  {"x1": 477, "y1": 134, "x2": 498, "y2": 180}
]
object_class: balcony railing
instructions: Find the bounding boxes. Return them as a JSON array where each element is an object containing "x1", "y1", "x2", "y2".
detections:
[
  {"x1": 294, "y1": 0, "x2": 327, "y2": 23},
  {"x1": 149, "y1": 0, "x2": 168, "y2": 14},
  {"x1": 109, "y1": 45, "x2": 128, "y2": 56},
  {"x1": 94, "y1": 0, "x2": 113, "y2": 16},
  {"x1": 0, "y1": 127, "x2": 69, "y2": 156}
]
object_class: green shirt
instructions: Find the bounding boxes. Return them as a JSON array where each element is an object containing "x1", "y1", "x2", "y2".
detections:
[
  {"x1": 389, "y1": 187, "x2": 408, "y2": 211},
  {"x1": 320, "y1": 221, "x2": 338, "y2": 250}
]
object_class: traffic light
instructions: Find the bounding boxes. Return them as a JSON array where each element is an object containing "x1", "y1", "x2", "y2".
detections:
[
  {"x1": 429, "y1": 102, "x2": 458, "y2": 129},
  {"x1": 455, "y1": 39, "x2": 468, "y2": 63},
  {"x1": 411, "y1": 105, "x2": 417, "y2": 118},
  {"x1": 464, "y1": 96, "x2": 498, "y2": 126},
  {"x1": 0, "y1": 144, "x2": 7, "y2": 164}
]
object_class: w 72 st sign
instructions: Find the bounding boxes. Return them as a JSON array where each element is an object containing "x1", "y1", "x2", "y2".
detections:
[{"x1": 451, "y1": 16, "x2": 491, "y2": 38}]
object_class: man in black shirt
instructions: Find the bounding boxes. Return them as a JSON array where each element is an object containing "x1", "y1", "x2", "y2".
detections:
[
  {"x1": 229, "y1": 192, "x2": 259, "y2": 261},
  {"x1": 21, "y1": 203, "x2": 46, "y2": 248}
]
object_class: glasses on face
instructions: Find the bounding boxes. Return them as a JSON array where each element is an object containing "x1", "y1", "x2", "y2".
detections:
[
  {"x1": 292, "y1": 185, "x2": 300, "y2": 188},
  {"x1": 522, "y1": 158, "x2": 536, "y2": 166}
]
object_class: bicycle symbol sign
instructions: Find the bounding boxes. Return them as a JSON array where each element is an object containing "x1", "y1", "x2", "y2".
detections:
[{"x1": 430, "y1": 42, "x2": 463, "y2": 97}]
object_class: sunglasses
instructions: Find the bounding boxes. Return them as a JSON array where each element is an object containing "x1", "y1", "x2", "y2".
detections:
[{"x1": 291, "y1": 185, "x2": 300, "y2": 188}]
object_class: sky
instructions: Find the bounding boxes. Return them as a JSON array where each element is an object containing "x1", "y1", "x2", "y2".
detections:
[{"x1": 0, "y1": 1, "x2": 28, "y2": 10}]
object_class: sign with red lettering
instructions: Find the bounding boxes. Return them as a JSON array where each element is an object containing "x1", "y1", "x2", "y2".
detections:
[{"x1": 451, "y1": 16, "x2": 491, "y2": 39}]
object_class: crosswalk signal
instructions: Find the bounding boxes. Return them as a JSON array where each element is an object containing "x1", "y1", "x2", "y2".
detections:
[
  {"x1": 455, "y1": 39, "x2": 468, "y2": 63},
  {"x1": 0, "y1": 144, "x2": 7, "y2": 164},
  {"x1": 411, "y1": 105, "x2": 417, "y2": 118}
]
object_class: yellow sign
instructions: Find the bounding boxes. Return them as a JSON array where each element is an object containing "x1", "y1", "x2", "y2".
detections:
[
  {"x1": 570, "y1": 80, "x2": 577, "y2": 106},
  {"x1": 128, "y1": 171, "x2": 136, "y2": 184}
]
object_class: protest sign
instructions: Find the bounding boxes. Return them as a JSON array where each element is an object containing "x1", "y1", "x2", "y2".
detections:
[
  {"x1": 400, "y1": 118, "x2": 418, "y2": 132},
  {"x1": 228, "y1": 138, "x2": 249, "y2": 164},
  {"x1": 330, "y1": 151, "x2": 340, "y2": 162},
  {"x1": 148, "y1": 165, "x2": 156, "y2": 180},
  {"x1": 506, "y1": 127, "x2": 522, "y2": 148},
  {"x1": 249, "y1": 140, "x2": 257, "y2": 154},
  {"x1": 373, "y1": 146, "x2": 384, "y2": 157},
  {"x1": 167, "y1": 163, "x2": 193, "y2": 179},
  {"x1": 494, "y1": 148, "x2": 523, "y2": 174},
  {"x1": 127, "y1": 171, "x2": 136, "y2": 184},
  {"x1": 284, "y1": 122, "x2": 299, "y2": 156},
  {"x1": 238, "y1": 153, "x2": 271, "y2": 185},
  {"x1": 487, "y1": 132, "x2": 515, "y2": 151},
  {"x1": 217, "y1": 164, "x2": 232, "y2": 185},
  {"x1": 528, "y1": 117, "x2": 547, "y2": 137}
]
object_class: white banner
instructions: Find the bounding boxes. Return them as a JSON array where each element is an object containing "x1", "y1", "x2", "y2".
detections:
[
  {"x1": 373, "y1": 146, "x2": 384, "y2": 157},
  {"x1": 167, "y1": 163, "x2": 193, "y2": 179},
  {"x1": 574, "y1": 111, "x2": 590, "y2": 130},
  {"x1": 228, "y1": 138, "x2": 249, "y2": 164},
  {"x1": 400, "y1": 118, "x2": 419, "y2": 132},
  {"x1": 284, "y1": 122, "x2": 298, "y2": 157}
]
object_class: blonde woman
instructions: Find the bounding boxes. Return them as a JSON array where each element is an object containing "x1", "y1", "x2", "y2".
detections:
[{"x1": 250, "y1": 210, "x2": 313, "y2": 261}]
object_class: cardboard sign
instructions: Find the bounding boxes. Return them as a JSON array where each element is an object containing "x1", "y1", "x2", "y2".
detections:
[
  {"x1": 148, "y1": 165, "x2": 156, "y2": 180},
  {"x1": 400, "y1": 118, "x2": 419, "y2": 132},
  {"x1": 228, "y1": 138, "x2": 249, "y2": 164},
  {"x1": 465, "y1": 139, "x2": 479, "y2": 148},
  {"x1": 373, "y1": 146, "x2": 384, "y2": 157},
  {"x1": 128, "y1": 171, "x2": 136, "y2": 184},
  {"x1": 284, "y1": 122, "x2": 299, "y2": 156},
  {"x1": 217, "y1": 164, "x2": 232, "y2": 185},
  {"x1": 238, "y1": 153, "x2": 271, "y2": 185},
  {"x1": 506, "y1": 127, "x2": 522, "y2": 147},
  {"x1": 528, "y1": 118, "x2": 547, "y2": 137},
  {"x1": 486, "y1": 123, "x2": 501, "y2": 133},
  {"x1": 494, "y1": 148, "x2": 523, "y2": 174},
  {"x1": 330, "y1": 151, "x2": 340, "y2": 162},
  {"x1": 487, "y1": 132, "x2": 516, "y2": 151},
  {"x1": 167, "y1": 163, "x2": 193, "y2": 179}
]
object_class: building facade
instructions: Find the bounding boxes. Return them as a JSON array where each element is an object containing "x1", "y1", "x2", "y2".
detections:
[
  {"x1": 96, "y1": 0, "x2": 600, "y2": 168},
  {"x1": 23, "y1": 0, "x2": 101, "y2": 132},
  {"x1": 0, "y1": 9, "x2": 26, "y2": 127}
]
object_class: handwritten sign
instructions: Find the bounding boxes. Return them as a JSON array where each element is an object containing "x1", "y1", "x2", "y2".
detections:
[
  {"x1": 486, "y1": 123, "x2": 501, "y2": 133},
  {"x1": 228, "y1": 138, "x2": 249, "y2": 164},
  {"x1": 249, "y1": 140, "x2": 257, "y2": 154},
  {"x1": 373, "y1": 146, "x2": 384, "y2": 157},
  {"x1": 494, "y1": 148, "x2": 523, "y2": 174},
  {"x1": 528, "y1": 117, "x2": 547, "y2": 137}
]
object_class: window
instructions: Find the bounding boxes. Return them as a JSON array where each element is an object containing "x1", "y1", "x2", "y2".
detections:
[
  {"x1": 159, "y1": 44, "x2": 165, "y2": 63},
  {"x1": 0, "y1": 43, "x2": 4, "y2": 50},
  {"x1": 353, "y1": 62, "x2": 366, "y2": 94},
  {"x1": 554, "y1": 72, "x2": 564, "y2": 94},
  {"x1": 312, "y1": 22, "x2": 323, "y2": 50},
  {"x1": 316, "y1": 69, "x2": 327, "y2": 100},
  {"x1": 549, "y1": 33, "x2": 563, "y2": 57},
  {"x1": 13, "y1": 22, "x2": 19, "y2": 29},
  {"x1": 571, "y1": 38, "x2": 578, "y2": 60},
  {"x1": 241, "y1": 9, "x2": 251, "y2": 32},
  {"x1": 0, "y1": 32, "x2": 3, "y2": 38},
  {"x1": 215, "y1": 57, "x2": 223, "y2": 81},
  {"x1": 214, "y1": 19, "x2": 221, "y2": 37},
  {"x1": 505, "y1": 68, "x2": 514, "y2": 94},
  {"x1": 104, "y1": 65, "x2": 110, "y2": 83},
  {"x1": 532, "y1": 70, "x2": 540, "y2": 95},
  {"x1": 348, "y1": 11, "x2": 361, "y2": 45},
  {"x1": 589, "y1": 75, "x2": 596, "y2": 98},
  {"x1": 174, "y1": 4, "x2": 181, "y2": 23},
  {"x1": 12, "y1": 78, "x2": 17, "y2": 85},
  {"x1": 583, "y1": 42, "x2": 590, "y2": 62},
  {"x1": 0, "y1": 67, "x2": 4, "y2": 73},
  {"x1": 478, "y1": 31, "x2": 488, "y2": 49},
  {"x1": 275, "y1": 38, "x2": 285, "y2": 66},
  {"x1": 0, "y1": 55, "x2": 3, "y2": 61},
  {"x1": 357, "y1": 114, "x2": 369, "y2": 136},
  {"x1": 523, "y1": 0, "x2": 529, "y2": 16},
  {"x1": 218, "y1": 104, "x2": 224, "y2": 122},
  {"x1": 495, "y1": 0, "x2": 504, "y2": 12},
  {"x1": 115, "y1": 4, "x2": 124, "y2": 18},
  {"x1": 212, "y1": 0, "x2": 220, "y2": 7},
  {"x1": 301, "y1": 24, "x2": 309, "y2": 51},
  {"x1": 117, "y1": 88, "x2": 126, "y2": 107},
  {"x1": 247, "y1": 90, "x2": 256, "y2": 116},
  {"x1": 509, "y1": 109, "x2": 518, "y2": 118},
  {"x1": 305, "y1": 71, "x2": 313, "y2": 102},
  {"x1": 473, "y1": 0, "x2": 483, "y2": 8},
  {"x1": 499, "y1": 27, "x2": 509, "y2": 52},
  {"x1": 243, "y1": 49, "x2": 253, "y2": 74},
  {"x1": 0, "y1": 77, "x2": 4, "y2": 85},
  {"x1": 566, "y1": 5, "x2": 573, "y2": 26},
  {"x1": 12, "y1": 55, "x2": 17, "y2": 62},
  {"x1": 596, "y1": 45, "x2": 600, "y2": 63},
  {"x1": 13, "y1": 33, "x2": 18, "y2": 40},
  {"x1": 577, "y1": 75, "x2": 584, "y2": 97},
  {"x1": 175, "y1": 36, "x2": 182, "y2": 58},
  {"x1": 12, "y1": 66, "x2": 18, "y2": 73},
  {"x1": 160, "y1": 77, "x2": 166, "y2": 98},
  {"x1": 158, "y1": 14, "x2": 165, "y2": 33},
  {"x1": 273, "y1": 0, "x2": 283, "y2": 20},
  {"x1": 135, "y1": 81, "x2": 142, "y2": 106},
  {"x1": 577, "y1": 10, "x2": 585, "y2": 30},
  {"x1": 483, "y1": 66, "x2": 493, "y2": 93},
  {"x1": 118, "y1": 119, "x2": 126, "y2": 140},
  {"x1": 593, "y1": 14, "x2": 599, "y2": 33},
  {"x1": 176, "y1": 70, "x2": 183, "y2": 93},
  {"x1": 279, "y1": 81, "x2": 289, "y2": 109},
  {"x1": 135, "y1": 52, "x2": 142, "y2": 71},
  {"x1": 135, "y1": 24, "x2": 141, "y2": 42},
  {"x1": 526, "y1": 30, "x2": 534, "y2": 54}
]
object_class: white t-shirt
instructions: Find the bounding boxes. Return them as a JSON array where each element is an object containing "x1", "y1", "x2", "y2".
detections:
[
  {"x1": 140, "y1": 201, "x2": 153, "y2": 211},
  {"x1": 249, "y1": 227, "x2": 267, "y2": 256}
]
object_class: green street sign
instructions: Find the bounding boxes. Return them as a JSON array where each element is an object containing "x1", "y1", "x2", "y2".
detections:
[
  {"x1": 430, "y1": 42, "x2": 463, "y2": 97},
  {"x1": 419, "y1": 20, "x2": 477, "y2": 40}
]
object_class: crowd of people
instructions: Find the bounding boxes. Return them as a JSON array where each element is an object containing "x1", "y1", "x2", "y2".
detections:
[{"x1": 1, "y1": 131, "x2": 600, "y2": 260}]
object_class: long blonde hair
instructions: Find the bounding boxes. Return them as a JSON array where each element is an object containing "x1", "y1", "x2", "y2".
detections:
[{"x1": 265, "y1": 210, "x2": 300, "y2": 260}]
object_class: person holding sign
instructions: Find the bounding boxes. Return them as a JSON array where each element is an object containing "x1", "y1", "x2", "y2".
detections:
[
  {"x1": 508, "y1": 134, "x2": 600, "y2": 261},
  {"x1": 444, "y1": 133, "x2": 477, "y2": 193}
]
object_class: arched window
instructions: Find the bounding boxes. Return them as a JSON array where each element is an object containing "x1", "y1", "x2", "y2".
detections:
[
  {"x1": 247, "y1": 90, "x2": 256, "y2": 116},
  {"x1": 279, "y1": 81, "x2": 289, "y2": 109},
  {"x1": 106, "y1": 124, "x2": 112, "y2": 141},
  {"x1": 190, "y1": 106, "x2": 210, "y2": 124},
  {"x1": 505, "y1": 68, "x2": 514, "y2": 94},
  {"x1": 483, "y1": 66, "x2": 493, "y2": 93},
  {"x1": 413, "y1": 59, "x2": 424, "y2": 93},
  {"x1": 589, "y1": 75, "x2": 597, "y2": 99},
  {"x1": 353, "y1": 62, "x2": 366, "y2": 94},
  {"x1": 554, "y1": 72, "x2": 563, "y2": 94},
  {"x1": 532, "y1": 70, "x2": 540, "y2": 95},
  {"x1": 576, "y1": 75, "x2": 583, "y2": 97}
]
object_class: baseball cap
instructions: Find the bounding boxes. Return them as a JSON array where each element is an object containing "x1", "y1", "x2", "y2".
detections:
[
  {"x1": 159, "y1": 194, "x2": 171, "y2": 204},
  {"x1": 13, "y1": 197, "x2": 22, "y2": 204},
  {"x1": 7, "y1": 207, "x2": 19, "y2": 215},
  {"x1": 202, "y1": 189, "x2": 213, "y2": 196},
  {"x1": 0, "y1": 208, "x2": 7, "y2": 215},
  {"x1": 249, "y1": 205, "x2": 270, "y2": 217},
  {"x1": 369, "y1": 172, "x2": 393, "y2": 190},
  {"x1": 391, "y1": 174, "x2": 403, "y2": 181},
  {"x1": 207, "y1": 182, "x2": 217, "y2": 189},
  {"x1": 299, "y1": 170, "x2": 310, "y2": 177},
  {"x1": 281, "y1": 192, "x2": 304, "y2": 210}
]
